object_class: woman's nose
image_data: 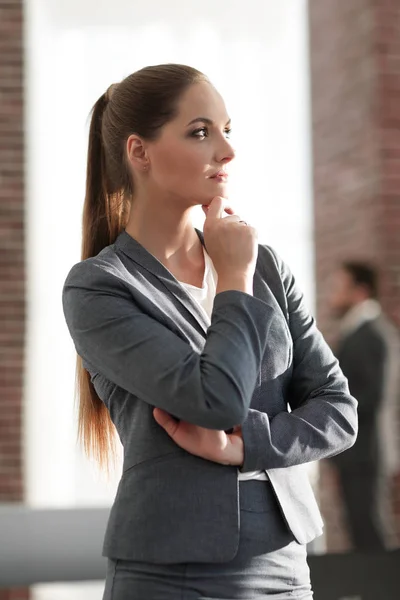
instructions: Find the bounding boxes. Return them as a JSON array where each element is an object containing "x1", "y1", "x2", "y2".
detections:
[{"x1": 216, "y1": 137, "x2": 236, "y2": 164}]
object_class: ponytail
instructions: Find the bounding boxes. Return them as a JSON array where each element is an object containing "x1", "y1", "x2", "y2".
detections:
[
  {"x1": 81, "y1": 93, "x2": 129, "y2": 261},
  {"x1": 77, "y1": 93, "x2": 129, "y2": 471}
]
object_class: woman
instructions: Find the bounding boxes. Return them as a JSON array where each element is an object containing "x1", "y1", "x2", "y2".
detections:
[{"x1": 62, "y1": 64, "x2": 358, "y2": 599}]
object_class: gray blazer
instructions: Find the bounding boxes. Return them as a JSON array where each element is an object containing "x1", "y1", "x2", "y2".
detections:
[{"x1": 62, "y1": 229, "x2": 358, "y2": 563}]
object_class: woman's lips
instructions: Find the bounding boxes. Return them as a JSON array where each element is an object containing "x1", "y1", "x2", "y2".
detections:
[{"x1": 210, "y1": 172, "x2": 228, "y2": 183}]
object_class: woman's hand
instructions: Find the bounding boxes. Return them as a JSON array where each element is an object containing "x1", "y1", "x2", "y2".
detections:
[
  {"x1": 202, "y1": 196, "x2": 258, "y2": 294},
  {"x1": 153, "y1": 408, "x2": 244, "y2": 466}
]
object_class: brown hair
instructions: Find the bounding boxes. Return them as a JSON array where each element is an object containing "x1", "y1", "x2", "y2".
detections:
[{"x1": 78, "y1": 64, "x2": 208, "y2": 469}]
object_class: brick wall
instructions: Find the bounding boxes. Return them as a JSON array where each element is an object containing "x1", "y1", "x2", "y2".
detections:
[
  {"x1": 376, "y1": 1, "x2": 400, "y2": 327},
  {"x1": 309, "y1": 0, "x2": 400, "y2": 552},
  {"x1": 0, "y1": 0, "x2": 29, "y2": 598},
  {"x1": 375, "y1": 0, "x2": 400, "y2": 544}
]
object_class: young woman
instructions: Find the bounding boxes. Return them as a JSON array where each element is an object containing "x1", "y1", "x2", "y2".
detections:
[{"x1": 62, "y1": 64, "x2": 358, "y2": 599}]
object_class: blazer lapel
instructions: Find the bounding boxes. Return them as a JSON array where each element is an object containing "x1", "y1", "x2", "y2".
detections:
[{"x1": 115, "y1": 230, "x2": 209, "y2": 336}]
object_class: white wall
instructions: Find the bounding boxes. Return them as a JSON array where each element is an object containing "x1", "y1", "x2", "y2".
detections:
[{"x1": 24, "y1": 1, "x2": 313, "y2": 597}]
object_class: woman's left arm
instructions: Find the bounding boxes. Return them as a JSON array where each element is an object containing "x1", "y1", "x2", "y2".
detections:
[
  {"x1": 240, "y1": 249, "x2": 358, "y2": 472},
  {"x1": 156, "y1": 248, "x2": 358, "y2": 470}
]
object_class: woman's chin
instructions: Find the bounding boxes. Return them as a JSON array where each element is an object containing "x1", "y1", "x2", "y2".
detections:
[{"x1": 199, "y1": 192, "x2": 228, "y2": 207}]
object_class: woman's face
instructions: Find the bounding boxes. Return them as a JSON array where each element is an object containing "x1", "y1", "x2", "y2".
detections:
[{"x1": 144, "y1": 81, "x2": 235, "y2": 206}]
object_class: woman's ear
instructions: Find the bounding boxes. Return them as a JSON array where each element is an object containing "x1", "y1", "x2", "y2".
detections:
[{"x1": 126, "y1": 134, "x2": 150, "y2": 171}]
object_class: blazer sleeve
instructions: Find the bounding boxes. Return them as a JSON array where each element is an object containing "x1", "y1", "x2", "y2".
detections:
[
  {"x1": 241, "y1": 248, "x2": 358, "y2": 471},
  {"x1": 62, "y1": 259, "x2": 275, "y2": 431}
]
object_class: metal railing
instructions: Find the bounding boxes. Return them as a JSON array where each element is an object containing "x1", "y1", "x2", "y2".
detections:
[{"x1": 0, "y1": 504, "x2": 109, "y2": 586}]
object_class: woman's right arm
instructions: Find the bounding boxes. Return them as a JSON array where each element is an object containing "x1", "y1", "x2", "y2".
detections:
[{"x1": 62, "y1": 260, "x2": 274, "y2": 431}]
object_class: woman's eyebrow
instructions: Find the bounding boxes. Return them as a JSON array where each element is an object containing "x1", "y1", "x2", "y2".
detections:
[{"x1": 186, "y1": 117, "x2": 231, "y2": 127}]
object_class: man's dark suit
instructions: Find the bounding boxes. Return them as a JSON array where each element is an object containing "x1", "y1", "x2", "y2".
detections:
[{"x1": 331, "y1": 314, "x2": 388, "y2": 550}]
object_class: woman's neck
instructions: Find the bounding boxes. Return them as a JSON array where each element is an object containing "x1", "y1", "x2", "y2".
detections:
[{"x1": 125, "y1": 194, "x2": 204, "y2": 274}]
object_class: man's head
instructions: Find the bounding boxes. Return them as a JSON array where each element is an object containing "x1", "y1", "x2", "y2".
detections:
[{"x1": 330, "y1": 262, "x2": 379, "y2": 319}]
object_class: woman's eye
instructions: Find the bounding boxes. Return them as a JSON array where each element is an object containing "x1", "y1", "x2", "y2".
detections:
[
  {"x1": 192, "y1": 127, "x2": 208, "y2": 139},
  {"x1": 190, "y1": 126, "x2": 232, "y2": 139}
]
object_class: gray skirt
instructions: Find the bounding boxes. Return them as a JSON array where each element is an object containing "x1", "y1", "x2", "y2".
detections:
[{"x1": 102, "y1": 480, "x2": 313, "y2": 599}]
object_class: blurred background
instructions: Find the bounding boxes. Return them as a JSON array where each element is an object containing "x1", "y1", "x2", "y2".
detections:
[{"x1": 0, "y1": 0, "x2": 399, "y2": 598}]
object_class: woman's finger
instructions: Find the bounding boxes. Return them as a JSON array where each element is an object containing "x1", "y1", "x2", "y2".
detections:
[
  {"x1": 153, "y1": 408, "x2": 179, "y2": 438},
  {"x1": 205, "y1": 196, "x2": 225, "y2": 220}
]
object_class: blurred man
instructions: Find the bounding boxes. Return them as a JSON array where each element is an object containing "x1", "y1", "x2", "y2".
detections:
[{"x1": 329, "y1": 262, "x2": 400, "y2": 551}]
